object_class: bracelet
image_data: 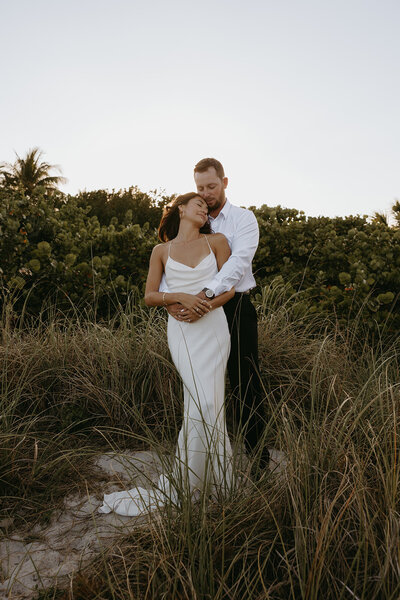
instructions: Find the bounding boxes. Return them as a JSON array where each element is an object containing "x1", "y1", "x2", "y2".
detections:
[{"x1": 162, "y1": 292, "x2": 166, "y2": 306}]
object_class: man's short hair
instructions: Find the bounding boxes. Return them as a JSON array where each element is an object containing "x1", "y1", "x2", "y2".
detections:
[{"x1": 194, "y1": 158, "x2": 225, "y2": 180}]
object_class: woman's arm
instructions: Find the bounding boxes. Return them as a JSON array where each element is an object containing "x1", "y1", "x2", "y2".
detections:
[
  {"x1": 144, "y1": 245, "x2": 211, "y2": 315},
  {"x1": 145, "y1": 245, "x2": 171, "y2": 306},
  {"x1": 212, "y1": 233, "x2": 232, "y2": 272}
]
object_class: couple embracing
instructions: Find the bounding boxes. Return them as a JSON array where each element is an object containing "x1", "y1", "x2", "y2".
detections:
[{"x1": 100, "y1": 158, "x2": 269, "y2": 517}]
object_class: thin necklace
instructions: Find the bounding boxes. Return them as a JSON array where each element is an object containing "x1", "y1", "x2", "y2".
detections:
[{"x1": 172, "y1": 234, "x2": 202, "y2": 245}]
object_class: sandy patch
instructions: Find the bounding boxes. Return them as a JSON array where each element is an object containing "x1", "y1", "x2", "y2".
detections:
[
  {"x1": 0, "y1": 448, "x2": 286, "y2": 599},
  {"x1": 0, "y1": 450, "x2": 161, "y2": 600}
]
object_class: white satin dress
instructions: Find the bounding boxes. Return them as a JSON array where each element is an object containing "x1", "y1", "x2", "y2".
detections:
[{"x1": 99, "y1": 237, "x2": 233, "y2": 516}]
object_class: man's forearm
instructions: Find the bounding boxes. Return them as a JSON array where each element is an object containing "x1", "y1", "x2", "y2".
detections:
[
  {"x1": 196, "y1": 288, "x2": 234, "y2": 308},
  {"x1": 209, "y1": 288, "x2": 235, "y2": 309}
]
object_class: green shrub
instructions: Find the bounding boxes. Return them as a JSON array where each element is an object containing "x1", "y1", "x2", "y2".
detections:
[
  {"x1": 253, "y1": 205, "x2": 400, "y2": 338},
  {"x1": 1, "y1": 187, "x2": 399, "y2": 338}
]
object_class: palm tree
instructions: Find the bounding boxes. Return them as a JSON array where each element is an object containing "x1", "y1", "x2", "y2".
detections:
[
  {"x1": 392, "y1": 200, "x2": 400, "y2": 227},
  {"x1": 372, "y1": 211, "x2": 388, "y2": 226},
  {"x1": 0, "y1": 147, "x2": 67, "y2": 194}
]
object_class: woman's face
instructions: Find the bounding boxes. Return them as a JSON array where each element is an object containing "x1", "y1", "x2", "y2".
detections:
[{"x1": 180, "y1": 196, "x2": 209, "y2": 227}]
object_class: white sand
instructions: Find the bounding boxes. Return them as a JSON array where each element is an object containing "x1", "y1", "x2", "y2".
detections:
[
  {"x1": 0, "y1": 450, "x2": 161, "y2": 600},
  {"x1": 0, "y1": 448, "x2": 286, "y2": 599}
]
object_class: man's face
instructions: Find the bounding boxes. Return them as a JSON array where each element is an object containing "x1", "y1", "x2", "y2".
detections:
[{"x1": 194, "y1": 167, "x2": 228, "y2": 216}]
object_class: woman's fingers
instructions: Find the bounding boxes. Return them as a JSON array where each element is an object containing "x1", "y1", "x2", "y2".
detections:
[
  {"x1": 177, "y1": 308, "x2": 197, "y2": 321},
  {"x1": 177, "y1": 297, "x2": 212, "y2": 320},
  {"x1": 201, "y1": 299, "x2": 212, "y2": 310},
  {"x1": 194, "y1": 300, "x2": 211, "y2": 314},
  {"x1": 179, "y1": 307, "x2": 203, "y2": 321},
  {"x1": 181, "y1": 312, "x2": 200, "y2": 322}
]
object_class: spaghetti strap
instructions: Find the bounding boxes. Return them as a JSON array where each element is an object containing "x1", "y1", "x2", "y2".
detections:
[
  {"x1": 168, "y1": 241, "x2": 172, "y2": 257},
  {"x1": 203, "y1": 234, "x2": 212, "y2": 253}
]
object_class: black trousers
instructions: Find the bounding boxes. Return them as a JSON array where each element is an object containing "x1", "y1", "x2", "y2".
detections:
[{"x1": 223, "y1": 293, "x2": 267, "y2": 456}]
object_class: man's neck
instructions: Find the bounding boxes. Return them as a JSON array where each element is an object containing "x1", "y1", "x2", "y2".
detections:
[{"x1": 209, "y1": 198, "x2": 227, "y2": 219}]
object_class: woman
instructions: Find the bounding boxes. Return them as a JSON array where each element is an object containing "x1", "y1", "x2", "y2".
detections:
[{"x1": 99, "y1": 192, "x2": 235, "y2": 517}]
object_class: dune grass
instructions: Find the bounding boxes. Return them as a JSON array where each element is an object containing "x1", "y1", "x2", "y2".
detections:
[{"x1": 1, "y1": 281, "x2": 399, "y2": 599}]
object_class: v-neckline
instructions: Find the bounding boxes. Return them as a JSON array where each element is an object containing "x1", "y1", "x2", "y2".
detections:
[{"x1": 167, "y1": 251, "x2": 213, "y2": 270}]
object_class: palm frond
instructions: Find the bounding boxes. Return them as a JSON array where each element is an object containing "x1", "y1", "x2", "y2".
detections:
[{"x1": 1, "y1": 147, "x2": 67, "y2": 193}]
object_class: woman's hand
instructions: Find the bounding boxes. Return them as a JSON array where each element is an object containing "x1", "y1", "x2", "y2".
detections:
[{"x1": 178, "y1": 293, "x2": 212, "y2": 317}]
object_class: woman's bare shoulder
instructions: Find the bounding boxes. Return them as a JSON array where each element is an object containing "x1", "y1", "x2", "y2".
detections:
[
  {"x1": 151, "y1": 242, "x2": 169, "y2": 259},
  {"x1": 206, "y1": 232, "x2": 229, "y2": 248}
]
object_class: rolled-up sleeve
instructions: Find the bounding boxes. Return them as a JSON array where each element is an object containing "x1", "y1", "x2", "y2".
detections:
[{"x1": 205, "y1": 211, "x2": 259, "y2": 296}]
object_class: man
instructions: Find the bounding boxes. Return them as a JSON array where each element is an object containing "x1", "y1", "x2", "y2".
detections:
[{"x1": 166, "y1": 158, "x2": 269, "y2": 475}]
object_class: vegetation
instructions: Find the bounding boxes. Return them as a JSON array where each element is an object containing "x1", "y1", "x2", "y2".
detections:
[
  {"x1": 0, "y1": 147, "x2": 67, "y2": 195},
  {"x1": 1, "y1": 287, "x2": 399, "y2": 599},
  {"x1": 1, "y1": 187, "x2": 399, "y2": 340},
  {"x1": 1, "y1": 148, "x2": 399, "y2": 340},
  {"x1": 252, "y1": 204, "x2": 400, "y2": 338},
  {"x1": 1, "y1": 149, "x2": 399, "y2": 597}
]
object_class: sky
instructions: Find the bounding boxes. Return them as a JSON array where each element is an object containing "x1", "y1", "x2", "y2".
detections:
[{"x1": 1, "y1": 0, "x2": 399, "y2": 220}]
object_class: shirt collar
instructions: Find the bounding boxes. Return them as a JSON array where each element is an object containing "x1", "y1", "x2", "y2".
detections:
[{"x1": 209, "y1": 198, "x2": 231, "y2": 221}]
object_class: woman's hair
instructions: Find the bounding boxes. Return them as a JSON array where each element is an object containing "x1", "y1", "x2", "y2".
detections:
[{"x1": 158, "y1": 192, "x2": 212, "y2": 242}]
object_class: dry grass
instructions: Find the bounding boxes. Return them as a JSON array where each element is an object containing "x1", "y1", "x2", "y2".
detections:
[{"x1": 1, "y1": 282, "x2": 399, "y2": 599}]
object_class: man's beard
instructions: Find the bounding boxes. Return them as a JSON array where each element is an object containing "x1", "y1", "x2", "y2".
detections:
[{"x1": 208, "y1": 188, "x2": 225, "y2": 212}]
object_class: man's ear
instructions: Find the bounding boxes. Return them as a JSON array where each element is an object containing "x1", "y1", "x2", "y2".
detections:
[{"x1": 223, "y1": 177, "x2": 228, "y2": 189}]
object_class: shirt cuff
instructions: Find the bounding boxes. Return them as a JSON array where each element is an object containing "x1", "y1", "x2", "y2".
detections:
[{"x1": 206, "y1": 278, "x2": 228, "y2": 297}]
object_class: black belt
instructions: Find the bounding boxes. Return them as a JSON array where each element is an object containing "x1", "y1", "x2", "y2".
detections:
[{"x1": 234, "y1": 291, "x2": 250, "y2": 296}]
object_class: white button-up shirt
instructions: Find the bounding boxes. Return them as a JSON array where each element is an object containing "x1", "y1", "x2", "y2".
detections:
[
  {"x1": 205, "y1": 200, "x2": 258, "y2": 296},
  {"x1": 159, "y1": 199, "x2": 259, "y2": 296}
]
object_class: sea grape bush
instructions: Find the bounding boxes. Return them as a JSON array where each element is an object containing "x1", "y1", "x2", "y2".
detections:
[
  {"x1": 75, "y1": 187, "x2": 169, "y2": 229},
  {"x1": 0, "y1": 186, "x2": 399, "y2": 335},
  {"x1": 252, "y1": 205, "x2": 400, "y2": 333},
  {"x1": 0, "y1": 186, "x2": 160, "y2": 315}
]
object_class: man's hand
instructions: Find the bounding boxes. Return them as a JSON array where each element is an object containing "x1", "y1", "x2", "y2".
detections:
[
  {"x1": 166, "y1": 303, "x2": 184, "y2": 319},
  {"x1": 176, "y1": 307, "x2": 202, "y2": 322},
  {"x1": 166, "y1": 294, "x2": 210, "y2": 323},
  {"x1": 167, "y1": 304, "x2": 202, "y2": 322},
  {"x1": 176, "y1": 290, "x2": 209, "y2": 322}
]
